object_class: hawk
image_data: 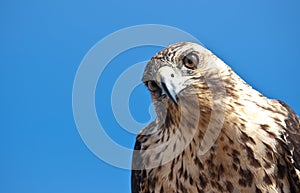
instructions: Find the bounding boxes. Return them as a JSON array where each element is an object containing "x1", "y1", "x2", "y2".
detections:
[{"x1": 131, "y1": 42, "x2": 300, "y2": 193}]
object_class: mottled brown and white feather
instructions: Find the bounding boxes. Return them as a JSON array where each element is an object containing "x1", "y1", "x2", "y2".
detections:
[{"x1": 131, "y1": 42, "x2": 300, "y2": 193}]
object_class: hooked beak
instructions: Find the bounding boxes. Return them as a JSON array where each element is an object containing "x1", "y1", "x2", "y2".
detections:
[{"x1": 157, "y1": 66, "x2": 189, "y2": 104}]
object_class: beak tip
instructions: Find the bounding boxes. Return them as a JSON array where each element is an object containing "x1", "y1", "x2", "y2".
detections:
[
  {"x1": 172, "y1": 97, "x2": 178, "y2": 106},
  {"x1": 161, "y1": 82, "x2": 178, "y2": 105}
]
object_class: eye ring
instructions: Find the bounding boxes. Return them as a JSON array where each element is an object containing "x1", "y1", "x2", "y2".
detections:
[
  {"x1": 182, "y1": 53, "x2": 199, "y2": 69},
  {"x1": 147, "y1": 81, "x2": 160, "y2": 92}
]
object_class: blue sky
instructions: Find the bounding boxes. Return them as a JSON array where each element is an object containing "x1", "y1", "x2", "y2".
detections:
[{"x1": 1, "y1": 1, "x2": 300, "y2": 193}]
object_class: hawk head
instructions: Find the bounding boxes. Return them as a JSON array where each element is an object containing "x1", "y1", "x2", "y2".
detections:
[{"x1": 142, "y1": 42, "x2": 228, "y2": 129}]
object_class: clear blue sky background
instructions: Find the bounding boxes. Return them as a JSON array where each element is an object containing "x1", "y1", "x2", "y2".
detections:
[{"x1": 1, "y1": 1, "x2": 300, "y2": 193}]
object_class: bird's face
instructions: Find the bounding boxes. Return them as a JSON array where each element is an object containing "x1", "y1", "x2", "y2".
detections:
[{"x1": 142, "y1": 42, "x2": 223, "y2": 118}]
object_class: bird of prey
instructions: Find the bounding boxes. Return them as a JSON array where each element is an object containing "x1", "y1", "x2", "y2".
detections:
[{"x1": 131, "y1": 42, "x2": 300, "y2": 193}]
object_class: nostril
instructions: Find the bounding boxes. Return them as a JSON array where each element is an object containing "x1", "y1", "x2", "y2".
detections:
[{"x1": 171, "y1": 73, "x2": 174, "y2": 78}]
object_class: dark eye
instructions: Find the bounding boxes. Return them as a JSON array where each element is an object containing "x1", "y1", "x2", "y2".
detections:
[
  {"x1": 147, "y1": 81, "x2": 160, "y2": 92},
  {"x1": 182, "y1": 53, "x2": 199, "y2": 69}
]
